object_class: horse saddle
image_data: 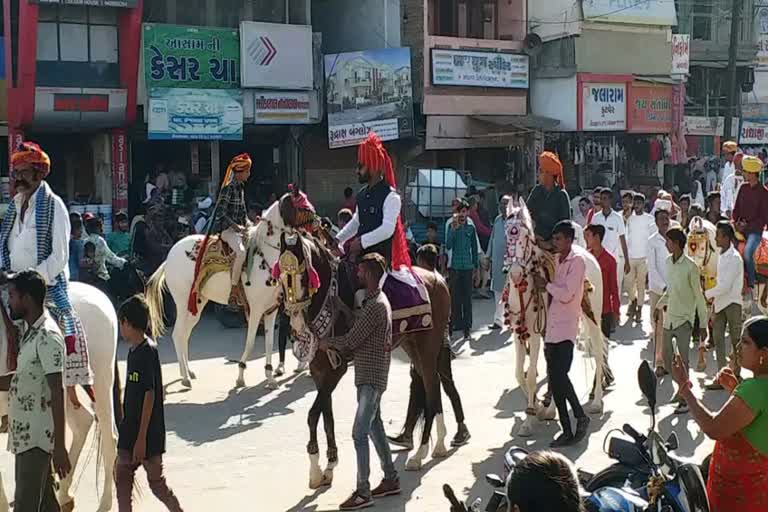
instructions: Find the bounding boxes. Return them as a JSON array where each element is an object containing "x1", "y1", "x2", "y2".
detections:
[
  {"x1": 383, "y1": 271, "x2": 433, "y2": 337},
  {"x1": 187, "y1": 237, "x2": 248, "y2": 310}
]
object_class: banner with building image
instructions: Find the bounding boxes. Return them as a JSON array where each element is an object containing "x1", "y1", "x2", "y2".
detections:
[{"x1": 324, "y1": 47, "x2": 414, "y2": 149}]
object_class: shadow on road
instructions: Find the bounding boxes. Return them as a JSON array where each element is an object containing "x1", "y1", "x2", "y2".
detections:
[{"x1": 164, "y1": 373, "x2": 315, "y2": 445}]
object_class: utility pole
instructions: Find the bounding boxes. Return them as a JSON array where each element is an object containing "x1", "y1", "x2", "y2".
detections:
[{"x1": 724, "y1": 0, "x2": 743, "y2": 141}]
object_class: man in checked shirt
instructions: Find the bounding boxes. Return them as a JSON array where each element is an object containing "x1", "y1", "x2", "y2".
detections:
[
  {"x1": 212, "y1": 154, "x2": 252, "y2": 286},
  {"x1": 319, "y1": 252, "x2": 399, "y2": 510}
]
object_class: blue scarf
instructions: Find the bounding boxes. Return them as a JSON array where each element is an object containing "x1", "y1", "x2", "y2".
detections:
[{"x1": 0, "y1": 182, "x2": 74, "y2": 316}]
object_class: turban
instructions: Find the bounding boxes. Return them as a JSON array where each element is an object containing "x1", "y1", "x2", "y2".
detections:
[
  {"x1": 722, "y1": 141, "x2": 738, "y2": 153},
  {"x1": 11, "y1": 142, "x2": 51, "y2": 176},
  {"x1": 538, "y1": 151, "x2": 565, "y2": 188},
  {"x1": 357, "y1": 132, "x2": 411, "y2": 270},
  {"x1": 742, "y1": 155, "x2": 763, "y2": 174},
  {"x1": 222, "y1": 153, "x2": 252, "y2": 186}
]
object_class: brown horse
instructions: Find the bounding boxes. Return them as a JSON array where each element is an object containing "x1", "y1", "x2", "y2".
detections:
[{"x1": 276, "y1": 192, "x2": 451, "y2": 489}]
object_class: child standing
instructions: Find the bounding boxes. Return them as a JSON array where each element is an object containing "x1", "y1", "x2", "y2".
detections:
[{"x1": 115, "y1": 295, "x2": 183, "y2": 512}]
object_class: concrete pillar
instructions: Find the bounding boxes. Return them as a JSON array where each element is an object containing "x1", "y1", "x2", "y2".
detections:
[{"x1": 211, "y1": 140, "x2": 221, "y2": 196}]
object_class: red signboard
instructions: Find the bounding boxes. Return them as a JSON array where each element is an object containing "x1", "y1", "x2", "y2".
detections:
[
  {"x1": 628, "y1": 84, "x2": 673, "y2": 134},
  {"x1": 111, "y1": 129, "x2": 128, "y2": 213},
  {"x1": 53, "y1": 94, "x2": 109, "y2": 112}
]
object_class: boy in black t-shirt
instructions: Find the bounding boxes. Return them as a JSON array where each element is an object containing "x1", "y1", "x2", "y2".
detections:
[{"x1": 114, "y1": 295, "x2": 183, "y2": 512}]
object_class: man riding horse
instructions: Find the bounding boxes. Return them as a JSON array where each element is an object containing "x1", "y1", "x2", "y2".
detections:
[
  {"x1": 335, "y1": 132, "x2": 431, "y2": 333},
  {"x1": 213, "y1": 153, "x2": 252, "y2": 287},
  {"x1": 0, "y1": 142, "x2": 92, "y2": 407},
  {"x1": 526, "y1": 151, "x2": 571, "y2": 250}
]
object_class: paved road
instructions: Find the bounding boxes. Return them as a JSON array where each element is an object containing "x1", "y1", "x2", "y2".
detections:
[{"x1": 0, "y1": 297, "x2": 725, "y2": 511}]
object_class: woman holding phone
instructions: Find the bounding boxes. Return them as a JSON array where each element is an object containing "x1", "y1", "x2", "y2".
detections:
[{"x1": 671, "y1": 316, "x2": 768, "y2": 511}]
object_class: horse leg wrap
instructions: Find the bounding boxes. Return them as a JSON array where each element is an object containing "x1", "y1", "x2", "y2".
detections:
[
  {"x1": 264, "y1": 364, "x2": 273, "y2": 372},
  {"x1": 238, "y1": 362, "x2": 247, "y2": 370},
  {"x1": 307, "y1": 441, "x2": 319, "y2": 455}
]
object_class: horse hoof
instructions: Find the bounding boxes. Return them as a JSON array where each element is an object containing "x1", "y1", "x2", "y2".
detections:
[
  {"x1": 265, "y1": 379, "x2": 278, "y2": 390},
  {"x1": 432, "y1": 443, "x2": 449, "y2": 459},
  {"x1": 61, "y1": 500, "x2": 75, "y2": 512},
  {"x1": 405, "y1": 458, "x2": 423, "y2": 471},
  {"x1": 235, "y1": 378, "x2": 245, "y2": 389},
  {"x1": 538, "y1": 408, "x2": 556, "y2": 422},
  {"x1": 586, "y1": 401, "x2": 603, "y2": 415},
  {"x1": 308, "y1": 477, "x2": 323, "y2": 490},
  {"x1": 189, "y1": 370, "x2": 197, "y2": 380},
  {"x1": 320, "y1": 471, "x2": 334, "y2": 487},
  {"x1": 181, "y1": 379, "x2": 192, "y2": 388}
]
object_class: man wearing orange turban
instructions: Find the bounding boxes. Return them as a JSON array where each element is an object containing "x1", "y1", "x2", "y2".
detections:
[
  {"x1": 0, "y1": 141, "x2": 93, "y2": 403},
  {"x1": 213, "y1": 153, "x2": 252, "y2": 286},
  {"x1": 527, "y1": 151, "x2": 572, "y2": 245}
]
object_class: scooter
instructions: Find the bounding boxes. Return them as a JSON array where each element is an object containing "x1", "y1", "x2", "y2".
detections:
[{"x1": 444, "y1": 361, "x2": 709, "y2": 512}]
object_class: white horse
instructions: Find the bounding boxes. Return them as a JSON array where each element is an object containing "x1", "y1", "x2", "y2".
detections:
[
  {"x1": 503, "y1": 198, "x2": 606, "y2": 437},
  {"x1": 0, "y1": 282, "x2": 118, "y2": 512},
  {"x1": 145, "y1": 202, "x2": 283, "y2": 389}
]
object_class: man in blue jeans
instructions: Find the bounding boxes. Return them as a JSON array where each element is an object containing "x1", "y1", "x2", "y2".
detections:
[
  {"x1": 732, "y1": 155, "x2": 768, "y2": 296},
  {"x1": 320, "y1": 252, "x2": 398, "y2": 510}
]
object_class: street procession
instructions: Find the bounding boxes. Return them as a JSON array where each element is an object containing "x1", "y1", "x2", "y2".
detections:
[{"x1": 2, "y1": 0, "x2": 768, "y2": 511}]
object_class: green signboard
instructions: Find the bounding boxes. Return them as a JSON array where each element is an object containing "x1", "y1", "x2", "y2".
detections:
[{"x1": 143, "y1": 23, "x2": 240, "y2": 89}]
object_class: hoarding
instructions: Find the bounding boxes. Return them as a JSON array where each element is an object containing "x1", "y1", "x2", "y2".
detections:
[
  {"x1": 431, "y1": 49, "x2": 529, "y2": 89},
  {"x1": 148, "y1": 88, "x2": 243, "y2": 140},
  {"x1": 325, "y1": 47, "x2": 414, "y2": 148},
  {"x1": 582, "y1": 0, "x2": 677, "y2": 25},
  {"x1": 251, "y1": 91, "x2": 311, "y2": 124},
  {"x1": 582, "y1": 82, "x2": 627, "y2": 131},
  {"x1": 240, "y1": 21, "x2": 313, "y2": 89}
]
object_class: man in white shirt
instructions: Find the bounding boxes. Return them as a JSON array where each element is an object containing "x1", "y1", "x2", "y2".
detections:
[
  {"x1": 704, "y1": 222, "x2": 744, "y2": 389},
  {"x1": 719, "y1": 140, "x2": 738, "y2": 182},
  {"x1": 647, "y1": 208, "x2": 671, "y2": 373},
  {"x1": 590, "y1": 187, "x2": 630, "y2": 298},
  {"x1": 720, "y1": 152, "x2": 743, "y2": 218},
  {"x1": 0, "y1": 142, "x2": 92, "y2": 405},
  {"x1": 625, "y1": 193, "x2": 655, "y2": 322}
]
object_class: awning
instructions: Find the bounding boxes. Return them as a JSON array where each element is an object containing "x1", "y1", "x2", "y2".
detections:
[
  {"x1": 633, "y1": 75, "x2": 679, "y2": 85},
  {"x1": 471, "y1": 114, "x2": 561, "y2": 131}
]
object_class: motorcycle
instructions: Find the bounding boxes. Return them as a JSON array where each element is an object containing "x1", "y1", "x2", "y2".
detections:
[{"x1": 444, "y1": 361, "x2": 710, "y2": 512}]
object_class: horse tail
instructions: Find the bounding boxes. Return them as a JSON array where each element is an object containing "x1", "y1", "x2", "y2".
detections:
[{"x1": 145, "y1": 262, "x2": 168, "y2": 338}]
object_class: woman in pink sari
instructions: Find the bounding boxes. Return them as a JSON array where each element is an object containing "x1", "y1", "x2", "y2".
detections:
[{"x1": 671, "y1": 316, "x2": 768, "y2": 511}]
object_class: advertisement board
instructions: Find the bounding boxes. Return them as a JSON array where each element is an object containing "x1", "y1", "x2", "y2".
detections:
[
  {"x1": 671, "y1": 34, "x2": 690, "y2": 75},
  {"x1": 148, "y1": 88, "x2": 243, "y2": 140},
  {"x1": 431, "y1": 49, "x2": 529, "y2": 89},
  {"x1": 581, "y1": 82, "x2": 627, "y2": 131},
  {"x1": 143, "y1": 24, "x2": 240, "y2": 90},
  {"x1": 251, "y1": 91, "x2": 311, "y2": 124},
  {"x1": 111, "y1": 129, "x2": 128, "y2": 212},
  {"x1": 684, "y1": 116, "x2": 740, "y2": 137},
  {"x1": 628, "y1": 84, "x2": 672, "y2": 133},
  {"x1": 582, "y1": 0, "x2": 677, "y2": 25},
  {"x1": 240, "y1": 21, "x2": 313, "y2": 90},
  {"x1": 740, "y1": 120, "x2": 768, "y2": 144},
  {"x1": 325, "y1": 47, "x2": 414, "y2": 148}
]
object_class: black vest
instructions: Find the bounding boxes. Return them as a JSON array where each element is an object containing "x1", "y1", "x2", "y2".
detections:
[{"x1": 357, "y1": 180, "x2": 394, "y2": 261}]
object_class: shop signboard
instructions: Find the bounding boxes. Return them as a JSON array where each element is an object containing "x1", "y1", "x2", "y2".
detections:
[
  {"x1": 431, "y1": 49, "x2": 529, "y2": 89},
  {"x1": 740, "y1": 120, "x2": 768, "y2": 145},
  {"x1": 581, "y1": 82, "x2": 627, "y2": 131},
  {"x1": 148, "y1": 88, "x2": 243, "y2": 140},
  {"x1": 111, "y1": 129, "x2": 128, "y2": 212},
  {"x1": 143, "y1": 24, "x2": 240, "y2": 90},
  {"x1": 252, "y1": 91, "x2": 311, "y2": 124},
  {"x1": 325, "y1": 47, "x2": 414, "y2": 148},
  {"x1": 684, "y1": 116, "x2": 740, "y2": 137},
  {"x1": 34, "y1": 87, "x2": 127, "y2": 127},
  {"x1": 628, "y1": 84, "x2": 672, "y2": 133},
  {"x1": 582, "y1": 0, "x2": 677, "y2": 25},
  {"x1": 671, "y1": 34, "x2": 689, "y2": 75},
  {"x1": 31, "y1": 0, "x2": 137, "y2": 6},
  {"x1": 240, "y1": 21, "x2": 313, "y2": 90}
]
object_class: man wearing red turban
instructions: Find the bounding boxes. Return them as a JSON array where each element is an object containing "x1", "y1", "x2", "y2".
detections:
[
  {"x1": 337, "y1": 132, "x2": 410, "y2": 269},
  {"x1": 526, "y1": 151, "x2": 572, "y2": 246}
]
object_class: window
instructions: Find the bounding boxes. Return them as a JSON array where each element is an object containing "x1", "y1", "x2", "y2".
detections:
[
  {"x1": 691, "y1": 2, "x2": 712, "y2": 41},
  {"x1": 176, "y1": 0, "x2": 206, "y2": 26},
  {"x1": 434, "y1": 0, "x2": 496, "y2": 39},
  {"x1": 36, "y1": 5, "x2": 118, "y2": 64}
]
